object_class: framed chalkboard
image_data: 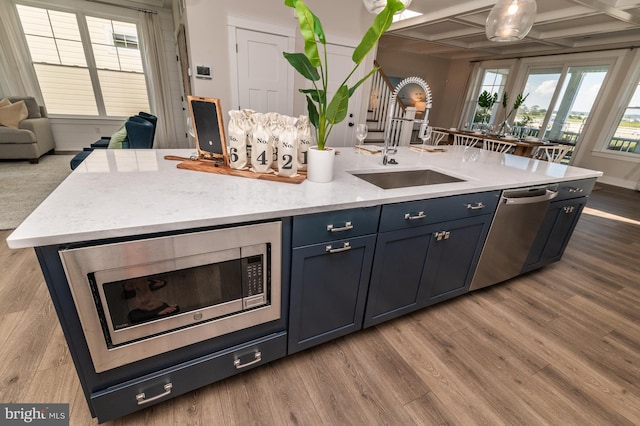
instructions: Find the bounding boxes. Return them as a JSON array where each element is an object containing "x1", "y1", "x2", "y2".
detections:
[{"x1": 187, "y1": 96, "x2": 228, "y2": 166}]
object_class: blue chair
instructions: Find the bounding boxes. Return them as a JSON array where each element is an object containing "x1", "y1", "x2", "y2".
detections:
[{"x1": 70, "y1": 113, "x2": 157, "y2": 170}]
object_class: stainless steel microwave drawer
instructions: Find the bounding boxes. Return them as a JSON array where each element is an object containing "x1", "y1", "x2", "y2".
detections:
[
  {"x1": 292, "y1": 206, "x2": 381, "y2": 247},
  {"x1": 90, "y1": 331, "x2": 287, "y2": 423},
  {"x1": 379, "y1": 191, "x2": 500, "y2": 232}
]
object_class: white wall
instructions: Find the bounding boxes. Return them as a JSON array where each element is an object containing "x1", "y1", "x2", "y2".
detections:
[{"x1": 182, "y1": 0, "x2": 380, "y2": 126}]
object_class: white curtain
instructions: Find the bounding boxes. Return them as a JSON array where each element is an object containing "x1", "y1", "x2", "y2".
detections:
[
  {"x1": 139, "y1": 11, "x2": 178, "y2": 149},
  {"x1": 0, "y1": 1, "x2": 42, "y2": 99}
]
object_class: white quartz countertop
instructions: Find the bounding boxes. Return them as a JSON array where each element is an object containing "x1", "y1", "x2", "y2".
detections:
[{"x1": 7, "y1": 146, "x2": 602, "y2": 249}]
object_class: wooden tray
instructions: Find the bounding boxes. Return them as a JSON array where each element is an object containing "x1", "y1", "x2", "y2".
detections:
[{"x1": 165, "y1": 155, "x2": 306, "y2": 184}]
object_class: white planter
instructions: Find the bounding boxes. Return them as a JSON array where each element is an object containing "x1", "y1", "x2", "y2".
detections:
[{"x1": 307, "y1": 146, "x2": 335, "y2": 183}]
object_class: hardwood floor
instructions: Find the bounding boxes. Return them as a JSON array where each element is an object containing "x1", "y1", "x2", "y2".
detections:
[{"x1": 1, "y1": 183, "x2": 639, "y2": 425}]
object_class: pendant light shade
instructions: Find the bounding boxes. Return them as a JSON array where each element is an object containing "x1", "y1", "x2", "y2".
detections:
[
  {"x1": 363, "y1": 0, "x2": 412, "y2": 15},
  {"x1": 486, "y1": 0, "x2": 537, "y2": 42}
]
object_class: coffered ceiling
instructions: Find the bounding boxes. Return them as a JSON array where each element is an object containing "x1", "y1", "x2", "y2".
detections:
[{"x1": 380, "y1": 0, "x2": 640, "y2": 60}]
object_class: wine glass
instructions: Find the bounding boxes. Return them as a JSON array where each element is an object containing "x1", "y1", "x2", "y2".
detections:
[{"x1": 355, "y1": 124, "x2": 368, "y2": 150}]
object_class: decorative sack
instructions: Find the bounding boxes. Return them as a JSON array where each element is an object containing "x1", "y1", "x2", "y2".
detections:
[
  {"x1": 266, "y1": 112, "x2": 282, "y2": 168},
  {"x1": 296, "y1": 115, "x2": 314, "y2": 171},
  {"x1": 242, "y1": 109, "x2": 255, "y2": 166},
  {"x1": 227, "y1": 110, "x2": 248, "y2": 169},
  {"x1": 250, "y1": 113, "x2": 274, "y2": 173},
  {"x1": 276, "y1": 116, "x2": 299, "y2": 177}
]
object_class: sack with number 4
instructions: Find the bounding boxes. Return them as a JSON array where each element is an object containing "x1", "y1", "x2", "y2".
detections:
[{"x1": 250, "y1": 113, "x2": 274, "y2": 174}]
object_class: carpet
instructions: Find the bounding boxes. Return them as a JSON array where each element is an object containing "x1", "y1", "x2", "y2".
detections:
[{"x1": 0, "y1": 154, "x2": 73, "y2": 230}]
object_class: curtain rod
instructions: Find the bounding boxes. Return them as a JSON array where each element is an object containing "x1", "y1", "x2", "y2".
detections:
[{"x1": 86, "y1": 0, "x2": 158, "y2": 14}]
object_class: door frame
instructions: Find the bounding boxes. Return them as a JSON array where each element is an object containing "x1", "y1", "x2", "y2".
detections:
[{"x1": 227, "y1": 16, "x2": 295, "y2": 115}]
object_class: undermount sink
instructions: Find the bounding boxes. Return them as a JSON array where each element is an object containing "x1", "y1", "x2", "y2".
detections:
[{"x1": 351, "y1": 169, "x2": 465, "y2": 189}]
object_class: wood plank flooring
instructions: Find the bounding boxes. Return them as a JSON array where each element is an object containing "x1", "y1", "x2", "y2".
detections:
[{"x1": 1, "y1": 183, "x2": 639, "y2": 425}]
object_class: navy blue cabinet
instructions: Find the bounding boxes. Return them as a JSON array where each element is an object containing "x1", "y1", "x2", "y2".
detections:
[
  {"x1": 363, "y1": 192, "x2": 498, "y2": 328},
  {"x1": 288, "y1": 207, "x2": 379, "y2": 354},
  {"x1": 522, "y1": 178, "x2": 595, "y2": 273},
  {"x1": 522, "y1": 196, "x2": 587, "y2": 272}
]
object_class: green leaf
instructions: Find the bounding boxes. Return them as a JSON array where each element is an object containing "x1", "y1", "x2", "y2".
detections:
[
  {"x1": 283, "y1": 52, "x2": 320, "y2": 81},
  {"x1": 291, "y1": 1, "x2": 324, "y2": 67},
  {"x1": 502, "y1": 92, "x2": 509, "y2": 109},
  {"x1": 349, "y1": 67, "x2": 379, "y2": 97},
  {"x1": 513, "y1": 92, "x2": 529, "y2": 110},
  {"x1": 352, "y1": 0, "x2": 404, "y2": 64},
  {"x1": 305, "y1": 95, "x2": 319, "y2": 129},
  {"x1": 326, "y1": 85, "x2": 350, "y2": 124},
  {"x1": 299, "y1": 88, "x2": 324, "y2": 103}
]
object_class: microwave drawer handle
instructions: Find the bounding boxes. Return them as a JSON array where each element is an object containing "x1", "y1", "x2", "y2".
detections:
[
  {"x1": 327, "y1": 221, "x2": 353, "y2": 232},
  {"x1": 234, "y1": 351, "x2": 262, "y2": 369},
  {"x1": 136, "y1": 383, "x2": 173, "y2": 406}
]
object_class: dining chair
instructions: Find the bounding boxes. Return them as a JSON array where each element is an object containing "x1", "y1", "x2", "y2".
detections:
[
  {"x1": 483, "y1": 139, "x2": 517, "y2": 153},
  {"x1": 534, "y1": 144, "x2": 573, "y2": 163},
  {"x1": 431, "y1": 129, "x2": 449, "y2": 145},
  {"x1": 453, "y1": 134, "x2": 482, "y2": 147}
]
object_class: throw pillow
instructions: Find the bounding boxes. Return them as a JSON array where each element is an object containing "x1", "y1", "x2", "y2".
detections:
[
  {"x1": 0, "y1": 100, "x2": 28, "y2": 129},
  {"x1": 107, "y1": 122, "x2": 128, "y2": 149},
  {"x1": 0, "y1": 98, "x2": 10, "y2": 108}
]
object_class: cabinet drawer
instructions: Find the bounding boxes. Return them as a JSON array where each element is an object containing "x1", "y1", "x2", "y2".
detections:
[
  {"x1": 292, "y1": 206, "x2": 381, "y2": 246},
  {"x1": 379, "y1": 191, "x2": 500, "y2": 232},
  {"x1": 554, "y1": 178, "x2": 596, "y2": 202},
  {"x1": 90, "y1": 332, "x2": 287, "y2": 423}
]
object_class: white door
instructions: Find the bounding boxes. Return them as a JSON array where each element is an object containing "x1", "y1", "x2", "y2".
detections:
[
  {"x1": 235, "y1": 28, "x2": 291, "y2": 115},
  {"x1": 323, "y1": 43, "x2": 365, "y2": 147}
]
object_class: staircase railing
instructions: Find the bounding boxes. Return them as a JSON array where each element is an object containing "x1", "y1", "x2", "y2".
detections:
[{"x1": 369, "y1": 60, "x2": 407, "y2": 134}]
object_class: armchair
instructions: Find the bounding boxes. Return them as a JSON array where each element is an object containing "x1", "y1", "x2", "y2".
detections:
[
  {"x1": 0, "y1": 96, "x2": 55, "y2": 163},
  {"x1": 70, "y1": 113, "x2": 157, "y2": 170}
]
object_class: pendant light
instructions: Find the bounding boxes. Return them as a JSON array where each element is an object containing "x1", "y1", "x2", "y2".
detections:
[
  {"x1": 363, "y1": 0, "x2": 412, "y2": 15},
  {"x1": 486, "y1": 0, "x2": 537, "y2": 42}
]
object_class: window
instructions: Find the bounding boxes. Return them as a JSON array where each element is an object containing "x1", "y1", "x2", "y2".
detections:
[
  {"x1": 468, "y1": 68, "x2": 510, "y2": 128},
  {"x1": 512, "y1": 64, "x2": 609, "y2": 162},
  {"x1": 606, "y1": 80, "x2": 640, "y2": 154},
  {"x1": 16, "y1": 4, "x2": 149, "y2": 117}
]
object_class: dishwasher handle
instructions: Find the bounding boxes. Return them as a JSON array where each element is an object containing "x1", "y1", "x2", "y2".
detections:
[{"x1": 503, "y1": 189, "x2": 558, "y2": 205}]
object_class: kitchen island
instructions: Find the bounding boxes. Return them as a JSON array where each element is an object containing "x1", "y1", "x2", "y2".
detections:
[
  {"x1": 7, "y1": 146, "x2": 600, "y2": 248},
  {"x1": 7, "y1": 146, "x2": 602, "y2": 423}
]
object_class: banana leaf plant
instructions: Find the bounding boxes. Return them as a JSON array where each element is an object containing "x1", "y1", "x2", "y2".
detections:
[
  {"x1": 498, "y1": 92, "x2": 529, "y2": 134},
  {"x1": 283, "y1": 0, "x2": 404, "y2": 150},
  {"x1": 476, "y1": 90, "x2": 498, "y2": 125}
]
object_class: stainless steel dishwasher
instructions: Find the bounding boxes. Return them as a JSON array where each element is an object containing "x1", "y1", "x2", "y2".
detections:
[{"x1": 469, "y1": 185, "x2": 558, "y2": 291}]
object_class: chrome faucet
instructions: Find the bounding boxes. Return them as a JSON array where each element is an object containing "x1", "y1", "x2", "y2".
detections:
[{"x1": 382, "y1": 76, "x2": 433, "y2": 165}]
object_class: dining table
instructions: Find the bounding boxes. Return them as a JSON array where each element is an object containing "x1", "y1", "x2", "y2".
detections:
[{"x1": 434, "y1": 127, "x2": 548, "y2": 158}]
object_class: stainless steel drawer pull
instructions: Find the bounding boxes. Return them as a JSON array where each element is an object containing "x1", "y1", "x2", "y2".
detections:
[
  {"x1": 568, "y1": 187, "x2": 584, "y2": 193},
  {"x1": 563, "y1": 206, "x2": 575, "y2": 214},
  {"x1": 404, "y1": 211, "x2": 426, "y2": 220},
  {"x1": 327, "y1": 221, "x2": 353, "y2": 232},
  {"x1": 466, "y1": 202, "x2": 485, "y2": 210},
  {"x1": 136, "y1": 383, "x2": 173, "y2": 406},
  {"x1": 326, "y1": 242, "x2": 352, "y2": 253},
  {"x1": 234, "y1": 351, "x2": 262, "y2": 369},
  {"x1": 434, "y1": 231, "x2": 451, "y2": 241}
]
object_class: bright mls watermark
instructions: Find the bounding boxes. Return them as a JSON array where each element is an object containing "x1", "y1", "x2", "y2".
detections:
[{"x1": 0, "y1": 404, "x2": 68, "y2": 425}]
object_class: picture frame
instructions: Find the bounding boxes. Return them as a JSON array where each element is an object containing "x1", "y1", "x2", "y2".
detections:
[{"x1": 187, "y1": 96, "x2": 229, "y2": 166}]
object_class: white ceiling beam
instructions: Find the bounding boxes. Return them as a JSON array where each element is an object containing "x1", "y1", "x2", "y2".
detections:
[
  {"x1": 389, "y1": 0, "x2": 495, "y2": 30},
  {"x1": 566, "y1": 0, "x2": 640, "y2": 25}
]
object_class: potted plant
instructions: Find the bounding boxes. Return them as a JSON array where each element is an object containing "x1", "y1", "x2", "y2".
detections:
[
  {"x1": 498, "y1": 92, "x2": 529, "y2": 136},
  {"x1": 283, "y1": 0, "x2": 405, "y2": 182},
  {"x1": 475, "y1": 90, "x2": 498, "y2": 131}
]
